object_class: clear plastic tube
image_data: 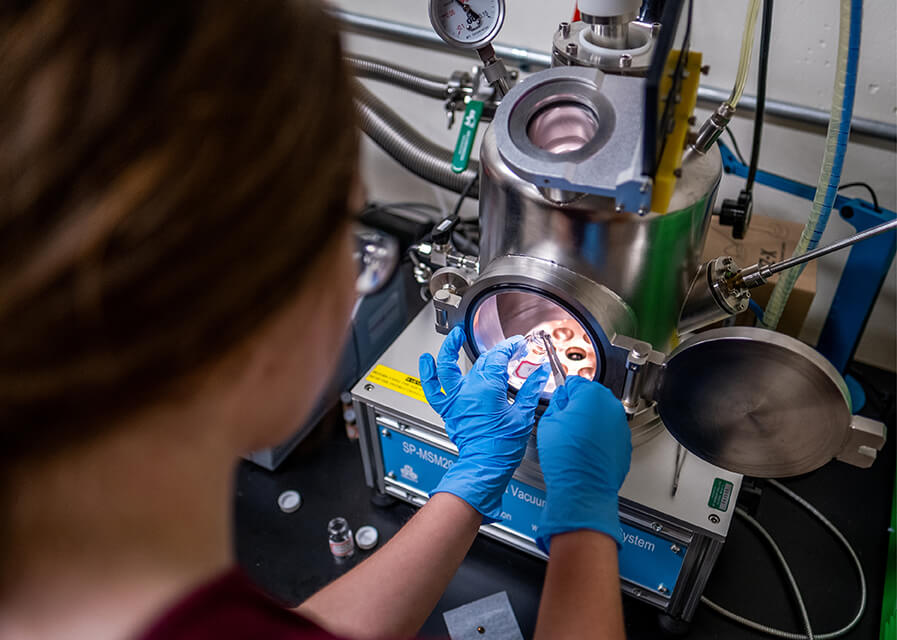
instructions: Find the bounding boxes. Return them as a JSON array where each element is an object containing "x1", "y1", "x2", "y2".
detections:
[
  {"x1": 762, "y1": 0, "x2": 861, "y2": 330},
  {"x1": 727, "y1": 0, "x2": 762, "y2": 108}
]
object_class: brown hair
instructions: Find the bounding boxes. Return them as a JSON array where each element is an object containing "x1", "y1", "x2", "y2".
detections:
[{"x1": 0, "y1": 0, "x2": 358, "y2": 456}]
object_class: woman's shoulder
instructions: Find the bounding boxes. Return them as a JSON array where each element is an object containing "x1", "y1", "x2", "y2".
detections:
[{"x1": 137, "y1": 568, "x2": 342, "y2": 640}]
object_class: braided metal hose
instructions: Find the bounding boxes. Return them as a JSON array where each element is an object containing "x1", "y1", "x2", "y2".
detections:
[
  {"x1": 354, "y1": 81, "x2": 479, "y2": 196},
  {"x1": 347, "y1": 55, "x2": 449, "y2": 99}
]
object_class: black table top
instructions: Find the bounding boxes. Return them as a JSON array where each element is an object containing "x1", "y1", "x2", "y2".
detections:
[{"x1": 234, "y1": 362, "x2": 895, "y2": 639}]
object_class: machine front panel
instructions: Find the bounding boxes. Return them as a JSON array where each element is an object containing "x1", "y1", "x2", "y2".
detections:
[{"x1": 378, "y1": 425, "x2": 687, "y2": 597}]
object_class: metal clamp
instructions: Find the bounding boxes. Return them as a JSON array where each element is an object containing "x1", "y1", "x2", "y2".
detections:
[
  {"x1": 836, "y1": 415, "x2": 887, "y2": 468},
  {"x1": 611, "y1": 335, "x2": 666, "y2": 416}
]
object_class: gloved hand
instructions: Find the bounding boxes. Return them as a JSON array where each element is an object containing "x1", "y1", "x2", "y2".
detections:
[
  {"x1": 535, "y1": 375, "x2": 632, "y2": 552},
  {"x1": 419, "y1": 326, "x2": 549, "y2": 523}
]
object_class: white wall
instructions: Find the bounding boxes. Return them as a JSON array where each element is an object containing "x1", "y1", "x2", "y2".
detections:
[{"x1": 335, "y1": 0, "x2": 897, "y2": 370}]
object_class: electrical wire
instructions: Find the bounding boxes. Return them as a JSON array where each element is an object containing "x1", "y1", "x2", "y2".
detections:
[
  {"x1": 722, "y1": 129, "x2": 883, "y2": 216},
  {"x1": 701, "y1": 480, "x2": 867, "y2": 639},
  {"x1": 746, "y1": 0, "x2": 774, "y2": 192},
  {"x1": 451, "y1": 175, "x2": 479, "y2": 219},
  {"x1": 837, "y1": 182, "x2": 881, "y2": 211},
  {"x1": 724, "y1": 126, "x2": 748, "y2": 165},
  {"x1": 727, "y1": 0, "x2": 763, "y2": 109}
]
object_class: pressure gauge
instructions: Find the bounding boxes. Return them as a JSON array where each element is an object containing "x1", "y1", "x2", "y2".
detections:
[{"x1": 429, "y1": 0, "x2": 505, "y2": 50}]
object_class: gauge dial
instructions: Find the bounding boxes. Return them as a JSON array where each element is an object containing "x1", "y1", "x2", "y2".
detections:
[{"x1": 429, "y1": 0, "x2": 505, "y2": 50}]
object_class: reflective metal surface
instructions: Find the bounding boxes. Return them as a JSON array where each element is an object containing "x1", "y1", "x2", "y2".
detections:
[
  {"x1": 492, "y1": 67, "x2": 650, "y2": 212},
  {"x1": 552, "y1": 21, "x2": 657, "y2": 73},
  {"x1": 678, "y1": 256, "x2": 750, "y2": 334},
  {"x1": 479, "y1": 125, "x2": 721, "y2": 350},
  {"x1": 655, "y1": 327, "x2": 881, "y2": 477},
  {"x1": 449, "y1": 255, "x2": 636, "y2": 398}
]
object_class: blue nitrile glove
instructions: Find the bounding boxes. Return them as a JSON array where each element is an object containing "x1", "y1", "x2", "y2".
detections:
[
  {"x1": 419, "y1": 326, "x2": 550, "y2": 523},
  {"x1": 535, "y1": 375, "x2": 632, "y2": 552}
]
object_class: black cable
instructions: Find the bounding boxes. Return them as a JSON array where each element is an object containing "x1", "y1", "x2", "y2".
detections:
[
  {"x1": 746, "y1": 0, "x2": 774, "y2": 193},
  {"x1": 838, "y1": 182, "x2": 881, "y2": 211},
  {"x1": 723, "y1": 126, "x2": 747, "y2": 165},
  {"x1": 451, "y1": 175, "x2": 479, "y2": 219}
]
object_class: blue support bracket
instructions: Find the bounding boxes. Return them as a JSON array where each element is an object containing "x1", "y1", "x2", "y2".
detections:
[{"x1": 717, "y1": 142, "x2": 897, "y2": 411}]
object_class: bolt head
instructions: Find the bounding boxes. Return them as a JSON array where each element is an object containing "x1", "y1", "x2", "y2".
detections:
[
  {"x1": 565, "y1": 42, "x2": 578, "y2": 55},
  {"x1": 701, "y1": 64, "x2": 711, "y2": 75},
  {"x1": 364, "y1": 383, "x2": 375, "y2": 392},
  {"x1": 708, "y1": 513, "x2": 721, "y2": 524},
  {"x1": 619, "y1": 53, "x2": 632, "y2": 68},
  {"x1": 651, "y1": 522, "x2": 663, "y2": 532},
  {"x1": 559, "y1": 21, "x2": 571, "y2": 37},
  {"x1": 670, "y1": 544, "x2": 681, "y2": 554}
]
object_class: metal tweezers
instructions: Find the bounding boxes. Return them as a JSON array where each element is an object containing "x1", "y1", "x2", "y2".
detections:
[{"x1": 536, "y1": 330, "x2": 566, "y2": 388}]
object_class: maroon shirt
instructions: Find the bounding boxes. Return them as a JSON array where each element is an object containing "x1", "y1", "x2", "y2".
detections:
[{"x1": 138, "y1": 569, "x2": 347, "y2": 640}]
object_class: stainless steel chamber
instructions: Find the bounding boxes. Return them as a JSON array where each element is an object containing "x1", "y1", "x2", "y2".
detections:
[{"x1": 441, "y1": 66, "x2": 722, "y2": 388}]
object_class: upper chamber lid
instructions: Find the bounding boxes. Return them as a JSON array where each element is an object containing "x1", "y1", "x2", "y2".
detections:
[{"x1": 471, "y1": 288, "x2": 601, "y2": 398}]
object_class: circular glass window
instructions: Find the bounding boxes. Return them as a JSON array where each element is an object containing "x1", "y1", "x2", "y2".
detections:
[
  {"x1": 527, "y1": 101, "x2": 599, "y2": 154},
  {"x1": 471, "y1": 289, "x2": 599, "y2": 397}
]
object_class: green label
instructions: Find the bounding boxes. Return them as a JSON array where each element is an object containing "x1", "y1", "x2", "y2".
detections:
[
  {"x1": 708, "y1": 478, "x2": 734, "y2": 512},
  {"x1": 451, "y1": 100, "x2": 483, "y2": 173}
]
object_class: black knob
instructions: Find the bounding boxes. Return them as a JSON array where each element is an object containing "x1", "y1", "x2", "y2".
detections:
[{"x1": 718, "y1": 190, "x2": 753, "y2": 240}]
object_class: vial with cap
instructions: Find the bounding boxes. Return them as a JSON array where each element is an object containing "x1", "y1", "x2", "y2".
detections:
[{"x1": 328, "y1": 517, "x2": 355, "y2": 559}]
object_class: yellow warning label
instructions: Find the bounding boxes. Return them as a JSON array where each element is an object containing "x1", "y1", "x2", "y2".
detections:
[{"x1": 366, "y1": 364, "x2": 427, "y2": 403}]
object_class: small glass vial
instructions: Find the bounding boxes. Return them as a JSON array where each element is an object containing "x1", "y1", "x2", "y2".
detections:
[{"x1": 328, "y1": 517, "x2": 355, "y2": 559}]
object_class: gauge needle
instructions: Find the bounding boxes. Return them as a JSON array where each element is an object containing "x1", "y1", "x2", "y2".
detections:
[
  {"x1": 536, "y1": 331, "x2": 566, "y2": 388},
  {"x1": 454, "y1": 0, "x2": 481, "y2": 23}
]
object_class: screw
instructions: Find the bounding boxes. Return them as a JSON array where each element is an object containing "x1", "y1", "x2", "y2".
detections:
[
  {"x1": 632, "y1": 588, "x2": 643, "y2": 597},
  {"x1": 559, "y1": 21, "x2": 571, "y2": 37},
  {"x1": 688, "y1": 115, "x2": 697, "y2": 126},
  {"x1": 673, "y1": 168, "x2": 683, "y2": 178},
  {"x1": 651, "y1": 522, "x2": 663, "y2": 532},
  {"x1": 434, "y1": 289, "x2": 451, "y2": 302},
  {"x1": 381, "y1": 428, "x2": 390, "y2": 438},
  {"x1": 658, "y1": 584, "x2": 669, "y2": 594},
  {"x1": 640, "y1": 181, "x2": 650, "y2": 193},
  {"x1": 477, "y1": 626, "x2": 486, "y2": 635},
  {"x1": 619, "y1": 53, "x2": 632, "y2": 69},
  {"x1": 565, "y1": 42, "x2": 578, "y2": 56},
  {"x1": 387, "y1": 471, "x2": 396, "y2": 479},
  {"x1": 637, "y1": 207, "x2": 648, "y2": 216},
  {"x1": 700, "y1": 64, "x2": 710, "y2": 75},
  {"x1": 708, "y1": 513, "x2": 721, "y2": 524},
  {"x1": 670, "y1": 544, "x2": 681, "y2": 554},
  {"x1": 615, "y1": 204, "x2": 624, "y2": 213},
  {"x1": 364, "y1": 383, "x2": 375, "y2": 392}
]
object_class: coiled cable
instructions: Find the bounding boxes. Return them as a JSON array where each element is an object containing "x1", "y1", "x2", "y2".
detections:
[{"x1": 701, "y1": 479, "x2": 867, "y2": 639}]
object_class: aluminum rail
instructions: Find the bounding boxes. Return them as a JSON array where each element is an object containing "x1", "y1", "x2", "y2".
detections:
[{"x1": 333, "y1": 9, "x2": 896, "y2": 143}]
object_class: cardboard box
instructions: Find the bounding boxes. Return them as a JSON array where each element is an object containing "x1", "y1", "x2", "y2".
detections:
[{"x1": 701, "y1": 214, "x2": 817, "y2": 338}]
